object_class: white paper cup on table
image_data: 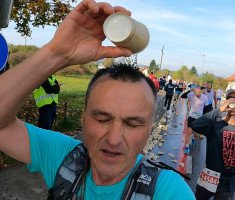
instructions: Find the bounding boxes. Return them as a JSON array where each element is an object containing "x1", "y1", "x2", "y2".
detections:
[{"x1": 103, "y1": 12, "x2": 150, "y2": 54}]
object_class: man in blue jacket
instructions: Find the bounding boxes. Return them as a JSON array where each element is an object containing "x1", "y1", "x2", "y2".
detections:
[{"x1": 164, "y1": 79, "x2": 176, "y2": 110}]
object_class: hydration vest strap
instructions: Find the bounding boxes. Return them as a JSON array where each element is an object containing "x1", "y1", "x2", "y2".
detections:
[
  {"x1": 48, "y1": 143, "x2": 190, "y2": 200},
  {"x1": 121, "y1": 158, "x2": 145, "y2": 200},
  {"x1": 121, "y1": 157, "x2": 160, "y2": 200},
  {"x1": 147, "y1": 160, "x2": 191, "y2": 181},
  {"x1": 67, "y1": 156, "x2": 90, "y2": 200}
]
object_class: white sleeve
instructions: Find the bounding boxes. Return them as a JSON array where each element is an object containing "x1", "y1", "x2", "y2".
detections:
[{"x1": 204, "y1": 95, "x2": 209, "y2": 106}]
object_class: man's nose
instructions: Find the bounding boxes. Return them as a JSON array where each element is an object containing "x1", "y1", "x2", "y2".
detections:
[{"x1": 105, "y1": 121, "x2": 124, "y2": 146}]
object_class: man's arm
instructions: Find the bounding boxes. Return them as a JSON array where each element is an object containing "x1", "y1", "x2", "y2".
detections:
[
  {"x1": 0, "y1": 0, "x2": 131, "y2": 164},
  {"x1": 191, "y1": 98, "x2": 234, "y2": 137},
  {"x1": 164, "y1": 84, "x2": 168, "y2": 91},
  {"x1": 214, "y1": 90, "x2": 217, "y2": 108},
  {"x1": 191, "y1": 110, "x2": 218, "y2": 137},
  {"x1": 180, "y1": 91, "x2": 190, "y2": 99},
  {"x1": 41, "y1": 79, "x2": 60, "y2": 94}
]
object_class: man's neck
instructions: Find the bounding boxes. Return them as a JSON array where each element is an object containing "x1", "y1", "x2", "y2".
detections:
[
  {"x1": 223, "y1": 115, "x2": 235, "y2": 125},
  {"x1": 90, "y1": 159, "x2": 136, "y2": 186}
]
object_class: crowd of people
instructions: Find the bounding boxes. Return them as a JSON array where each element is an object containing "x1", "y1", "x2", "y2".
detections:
[
  {"x1": 150, "y1": 74, "x2": 234, "y2": 200},
  {"x1": 0, "y1": 0, "x2": 234, "y2": 199}
]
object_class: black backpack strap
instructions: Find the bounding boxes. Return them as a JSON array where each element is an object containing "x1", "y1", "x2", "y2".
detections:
[
  {"x1": 147, "y1": 160, "x2": 191, "y2": 181},
  {"x1": 121, "y1": 157, "x2": 160, "y2": 200},
  {"x1": 48, "y1": 143, "x2": 87, "y2": 200},
  {"x1": 67, "y1": 156, "x2": 90, "y2": 200},
  {"x1": 121, "y1": 157, "x2": 191, "y2": 200}
]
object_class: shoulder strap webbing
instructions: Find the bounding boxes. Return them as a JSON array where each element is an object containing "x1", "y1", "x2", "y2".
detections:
[
  {"x1": 48, "y1": 143, "x2": 87, "y2": 200},
  {"x1": 121, "y1": 157, "x2": 160, "y2": 200}
]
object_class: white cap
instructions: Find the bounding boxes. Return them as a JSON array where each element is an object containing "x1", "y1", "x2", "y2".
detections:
[{"x1": 226, "y1": 84, "x2": 235, "y2": 98}]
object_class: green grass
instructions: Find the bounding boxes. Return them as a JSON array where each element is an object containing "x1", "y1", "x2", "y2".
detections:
[
  {"x1": 54, "y1": 75, "x2": 91, "y2": 131},
  {"x1": 57, "y1": 75, "x2": 90, "y2": 107}
]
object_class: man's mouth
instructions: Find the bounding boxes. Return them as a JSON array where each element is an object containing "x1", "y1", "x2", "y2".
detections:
[{"x1": 101, "y1": 149, "x2": 122, "y2": 157}]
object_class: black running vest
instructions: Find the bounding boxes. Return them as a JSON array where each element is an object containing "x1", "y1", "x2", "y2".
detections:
[{"x1": 47, "y1": 143, "x2": 161, "y2": 200}]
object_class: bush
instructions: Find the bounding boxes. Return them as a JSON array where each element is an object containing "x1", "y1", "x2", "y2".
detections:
[
  {"x1": 8, "y1": 44, "x2": 39, "y2": 55},
  {"x1": 57, "y1": 64, "x2": 98, "y2": 76},
  {"x1": 8, "y1": 52, "x2": 27, "y2": 67},
  {"x1": 57, "y1": 65, "x2": 92, "y2": 76}
]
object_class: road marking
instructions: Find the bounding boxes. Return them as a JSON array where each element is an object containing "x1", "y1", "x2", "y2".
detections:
[
  {"x1": 176, "y1": 116, "x2": 188, "y2": 175},
  {"x1": 186, "y1": 156, "x2": 192, "y2": 174}
]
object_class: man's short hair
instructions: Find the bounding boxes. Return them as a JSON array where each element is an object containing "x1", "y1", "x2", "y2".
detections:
[
  {"x1": 84, "y1": 64, "x2": 157, "y2": 107},
  {"x1": 169, "y1": 79, "x2": 172, "y2": 84}
]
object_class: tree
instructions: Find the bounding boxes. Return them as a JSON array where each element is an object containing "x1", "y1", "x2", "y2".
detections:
[
  {"x1": 172, "y1": 70, "x2": 183, "y2": 80},
  {"x1": 180, "y1": 65, "x2": 188, "y2": 72},
  {"x1": 11, "y1": 0, "x2": 76, "y2": 36},
  {"x1": 189, "y1": 66, "x2": 197, "y2": 75},
  {"x1": 148, "y1": 59, "x2": 159, "y2": 74},
  {"x1": 172, "y1": 65, "x2": 188, "y2": 80},
  {"x1": 213, "y1": 77, "x2": 228, "y2": 91},
  {"x1": 201, "y1": 72, "x2": 214, "y2": 84}
]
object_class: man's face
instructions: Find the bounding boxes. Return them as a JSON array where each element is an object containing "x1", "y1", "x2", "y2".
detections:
[
  {"x1": 82, "y1": 76, "x2": 154, "y2": 182},
  {"x1": 195, "y1": 88, "x2": 202, "y2": 97},
  {"x1": 227, "y1": 92, "x2": 235, "y2": 115},
  {"x1": 207, "y1": 84, "x2": 212, "y2": 92}
]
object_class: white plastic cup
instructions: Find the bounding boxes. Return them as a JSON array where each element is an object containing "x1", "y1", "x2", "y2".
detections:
[
  {"x1": 228, "y1": 103, "x2": 235, "y2": 109},
  {"x1": 103, "y1": 12, "x2": 150, "y2": 54}
]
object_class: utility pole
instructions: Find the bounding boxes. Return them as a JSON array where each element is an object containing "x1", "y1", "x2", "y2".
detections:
[{"x1": 159, "y1": 45, "x2": 164, "y2": 70}]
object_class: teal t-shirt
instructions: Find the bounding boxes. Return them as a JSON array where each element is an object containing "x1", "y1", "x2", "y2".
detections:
[{"x1": 25, "y1": 123, "x2": 195, "y2": 200}]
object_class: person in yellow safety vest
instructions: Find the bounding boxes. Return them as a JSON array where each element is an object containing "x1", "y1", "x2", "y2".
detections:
[{"x1": 34, "y1": 75, "x2": 60, "y2": 130}]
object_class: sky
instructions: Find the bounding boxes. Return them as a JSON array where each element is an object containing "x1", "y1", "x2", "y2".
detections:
[{"x1": 1, "y1": 0, "x2": 235, "y2": 77}]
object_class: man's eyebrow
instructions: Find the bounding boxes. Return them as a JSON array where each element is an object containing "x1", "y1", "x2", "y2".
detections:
[
  {"x1": 124, "y1": 116, "x2": 146, "y2": 124},
  {"x1": 91, "y1": 110, "x2": 113, "y2": 117}
]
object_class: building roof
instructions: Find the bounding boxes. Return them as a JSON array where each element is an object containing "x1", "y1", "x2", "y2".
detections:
[
  {"x1": 226, "y1": 73, "x2": 235, "y2": 82},
  {"x1": 139, "y1": 66, "x2": 148, "y2": 72}
]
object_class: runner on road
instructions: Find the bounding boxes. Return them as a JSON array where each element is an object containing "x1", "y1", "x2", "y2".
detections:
[
  {"x1": 184, "y1": 88, "x2": 209, "y2": 154},
  {"x1": 164, "y1": 79, "x2": 177, "y2": 111},
  {"x1": 159, "y1": 76, "x2": 166, "y2": 90},
  {"x1": 216, "y1": 86, "x2": 224, "y2": 106},
  {"x1": 148, "y1": 72, "x2": 155, "y2": 80},
  {"x1": 173, "y1": 79, "x2": 185, "y2": 109},
  {"x1": 204, "y1": 83, "x2": 217, "y2": 113},
  {"x1": 174, "y1": 79, "x2": 184, "y2": 101},
  {"x1": 191, "y1": 87, "x2": 235, "y2": 200}
]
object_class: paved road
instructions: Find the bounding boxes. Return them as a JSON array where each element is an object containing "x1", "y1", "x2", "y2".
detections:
[{"x1": 0, "y1": 164, "x2": 48, "y2": 200}]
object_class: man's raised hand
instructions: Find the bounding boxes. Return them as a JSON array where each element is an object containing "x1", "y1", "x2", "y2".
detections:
[{"x1": 48, "y1": 0, "x2": 132, "y2": 67}]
